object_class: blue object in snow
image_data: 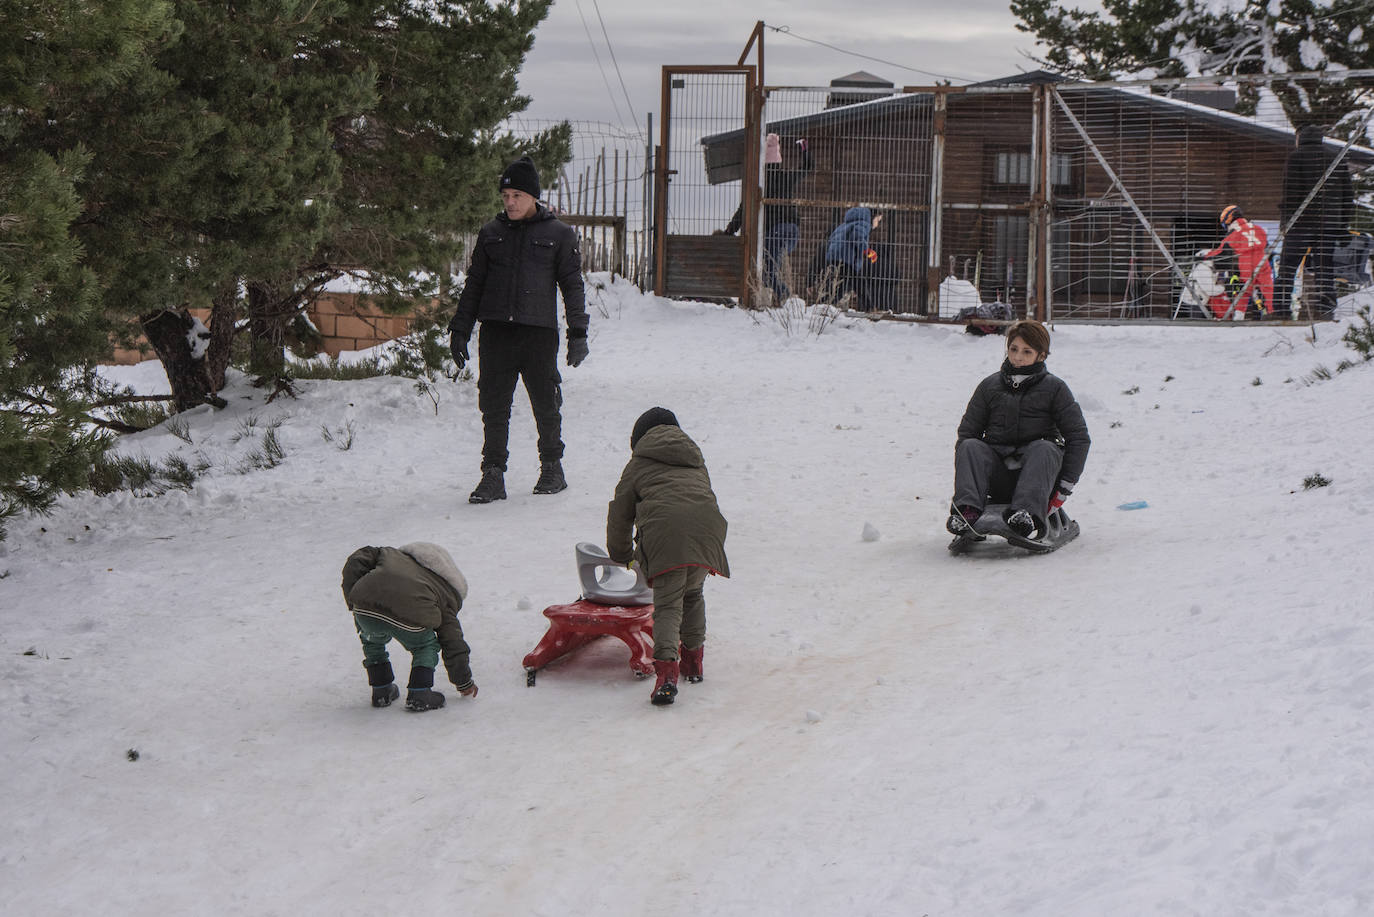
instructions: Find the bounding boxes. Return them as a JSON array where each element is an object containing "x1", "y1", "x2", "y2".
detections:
[{"x1": 1116, "y1": 500, "x2": 1149, "y2": 510}]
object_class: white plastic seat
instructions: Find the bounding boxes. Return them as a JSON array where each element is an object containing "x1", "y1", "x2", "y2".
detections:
[{"x1": 576, "y1": 542, "x2": 653, "y2": 606}]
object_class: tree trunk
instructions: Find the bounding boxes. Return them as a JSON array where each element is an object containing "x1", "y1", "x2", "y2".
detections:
[
  {"x1": 204, "y1": 284, "x2": 238, "y2": 393},
  {"x1": 247, "y1": 281, "x2": 290, "y2": 377},
  {"x1": 142, "y1": 309, "x2": 215, "y2": 413}
]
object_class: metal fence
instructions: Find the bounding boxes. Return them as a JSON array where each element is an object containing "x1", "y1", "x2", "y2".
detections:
[
  {"x1": 666, "y1": 70, "x2": 1374, "y2": 321},
  {"x1": 504, "y1": 118, "x2": 653, "y2": 287}
]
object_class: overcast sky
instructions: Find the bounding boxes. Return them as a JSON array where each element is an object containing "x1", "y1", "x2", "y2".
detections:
[{"x1": 515, "y1": 0, "x2": 1049, "y2": 130}]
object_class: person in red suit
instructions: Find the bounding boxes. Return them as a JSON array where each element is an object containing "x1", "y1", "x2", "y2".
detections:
[{"x1": 1199, "y1": 204, "x2": 1275, "y2": 319}]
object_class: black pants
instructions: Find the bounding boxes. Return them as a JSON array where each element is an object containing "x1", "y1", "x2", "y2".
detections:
[
  {"x1": 1276, "y1": 229, "x2": 1336, "y2": 318},
  {"x1": 476, "y1": 322, "x2": 563, "y2": 471}
]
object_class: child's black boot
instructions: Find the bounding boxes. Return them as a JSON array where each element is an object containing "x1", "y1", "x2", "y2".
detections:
[
  {"x1": 405, "y1": 665, "x2": 446, "y2": 711},
  {"x1": 366, "y1": 661, "x2": 400, "y2": 707},
  {"x1": 1005, "y1": 508, "x2": 1037, "y2": 539}
]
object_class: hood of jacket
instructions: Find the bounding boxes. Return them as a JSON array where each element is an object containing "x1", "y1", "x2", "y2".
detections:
[
  {"x1": 631, "y1": 424, "x2": 705, "y2": 469},
  {"x1": 840, "y1": 206, "x2": 872, "y2": 227},
  {"x1": 398, "y1": 542, "x2": 469, "y2": 601}
]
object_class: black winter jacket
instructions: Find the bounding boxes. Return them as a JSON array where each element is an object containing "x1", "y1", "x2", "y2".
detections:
[
  {"x1": 957, "y1": 360, "x2": 1091, "y2": 488},
  {"x1": 449, "y1": 204, "x2": 588, "y2": 340},
  {"x1": 1281, "y1": 126, "x2": 1353, "y2": 234}
]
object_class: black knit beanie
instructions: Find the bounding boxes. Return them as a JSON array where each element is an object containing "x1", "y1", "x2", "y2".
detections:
[
  {"x1": 631, "y1": 407, "x2": 679, "y2": 449},
  {"x1": 499, "y1": 155, "x2": 541, "y2": 199}
]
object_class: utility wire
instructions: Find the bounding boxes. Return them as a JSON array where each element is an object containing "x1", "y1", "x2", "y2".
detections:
[
  {"x1": 765, "y1": 23, "x2": 979, "y2": 84},
  {"x1": 590, "y1": 0, "x2": 642, "y2": 136},
  {"x1": 573, "y1": 0, "x2": 627, "y2": 127}
]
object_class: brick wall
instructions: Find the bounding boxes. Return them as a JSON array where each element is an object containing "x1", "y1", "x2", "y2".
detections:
[
  {"x1": 311, "y1": 292, "x2": 420, "y2": 357},
  {"x1": 104, "y1": 294, "x2": 425, "y2": 365}
]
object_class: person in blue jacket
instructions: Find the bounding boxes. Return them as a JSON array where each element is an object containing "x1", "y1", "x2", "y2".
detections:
[{"x1": 824, "y1": 207, "x2": 883, "y2": 310}]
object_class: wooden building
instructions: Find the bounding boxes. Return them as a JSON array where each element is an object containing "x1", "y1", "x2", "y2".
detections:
[{"x1": 693, "y1": 72, "x2": 1374, "y2": 319}]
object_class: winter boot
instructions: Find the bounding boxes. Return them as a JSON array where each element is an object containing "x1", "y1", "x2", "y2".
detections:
[
  {"x1": 651, "y1": 659, "x2": 679, "y2": 706},
  {"x1": 1005, "y1": 508, "x2": 1037, "y2": 539},
  {"x1": 532, "y1": 461, "x2": 567, "y2": 495},
  {"x1": 405, "y1": 665, "x2": 446, "y2": 712},
  {"x1": 679, "y1": 645, "x2": 704, "y2": 684},
  {"x1": 946, "y1": 504, "x2": 985, "y2": 540},
  {"x1": 366, "y1": 661, "x2": 400, "y2": 708},
  {"x1": 468, "y1": 465, "x2": 506, "y2": 504}
]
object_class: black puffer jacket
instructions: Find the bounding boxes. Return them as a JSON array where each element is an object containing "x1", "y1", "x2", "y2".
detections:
[
  {"x1": 1281, "y1": 125, "x2": 1353, "y2": 233},
  {"x1": 449, "y1": 204, "x2": 588, "y2": 338},
  {"x1": 957, "y1": 360, "x2": 1091, "y2": 487}
]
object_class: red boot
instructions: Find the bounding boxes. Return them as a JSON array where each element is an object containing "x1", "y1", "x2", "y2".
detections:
[
  {"x1": 651, "y1": 659, "x2": 679, "y2": 705},
  {"x1": 679, "y1": 645, "x2": 704, "y2": 684}
]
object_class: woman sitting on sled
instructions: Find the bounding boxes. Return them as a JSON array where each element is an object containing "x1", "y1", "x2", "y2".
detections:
[{"x1": 947, "y1": 320, "x2": 1091, "y2": 543}]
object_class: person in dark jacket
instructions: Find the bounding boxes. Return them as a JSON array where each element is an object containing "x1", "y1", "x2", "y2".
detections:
[
  {"x1": 1275, "y1": 125, "x2": 1353, "y2": 319},
  {"x1": 448, "y1": 156, "x2": 590, "y2": 503},
  {"x1": 721, "y1": 133, "x2": 815, "y2": 304},
  {"x1": 947, "y1": 320, "x2": 1090, "y2": 541},
  {"x1": 606, "y1": 408, "x2": 730, "y2": 706},
  {"x1": 343, "y1": 542, "x2": 478, "y2": 712}
]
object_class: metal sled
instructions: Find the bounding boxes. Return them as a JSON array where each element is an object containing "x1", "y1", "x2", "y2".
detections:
[{"x1": 948, "y1": 503, "x2": 1080, "y2": 556}]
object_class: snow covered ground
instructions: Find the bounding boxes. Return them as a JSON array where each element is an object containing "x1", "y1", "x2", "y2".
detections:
[{"x1": 3, "y1": 277, "x2": 1372, "y2": 915}]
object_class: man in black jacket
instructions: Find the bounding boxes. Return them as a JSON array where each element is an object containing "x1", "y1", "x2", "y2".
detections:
[
  {"x1": 1276, "y1": 125, "x2": 1353, "y2": 319},
  {"x1": 448, "y1": 156, "x2": 589, "y2": 503}
]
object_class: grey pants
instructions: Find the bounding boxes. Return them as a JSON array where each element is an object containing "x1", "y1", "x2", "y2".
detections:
[
  {"x1": 650, "y1": 565, "x2": 709, "y2": 660},
  {"x1": 953, "y1": 438, "x2": 1063, "y2": 526}
]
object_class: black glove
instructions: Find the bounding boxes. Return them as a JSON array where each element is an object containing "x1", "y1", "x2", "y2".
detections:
[
  {"x1": 449, "y1": 331, "x2": 469, "y2": 370},
  {"x1": 566, "y1": 335, "x2": 589, "y2": 367}
]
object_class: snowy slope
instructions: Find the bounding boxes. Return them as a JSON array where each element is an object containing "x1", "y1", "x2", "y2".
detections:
[{"x1": 2, "y1": 278, "x2": 1372, "y2": 916}]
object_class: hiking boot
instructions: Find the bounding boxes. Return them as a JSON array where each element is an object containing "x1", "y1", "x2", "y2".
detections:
[
  {"x1": 1005, "y1": 508, "x2": 1037, "y2": 539},
  {"x1": 532, "y1": 461, "x2": 567, "y2": 495},
  {"x1": 405, "y1": 688, "x2": 446, "y2": 711},
  {"x1": 680, "y1": 645, "x2": 704, "y2": 684},
  {"x1": 371, "y1": 684, "x2": 400, "y2": 707},
  {"x1": 946, "y1": 504, "x2": 985, "y2": 540},
  {"x1": 469, "y1": 466, "x2": 506, "y2": 504},
  {"x1": 651, "y1": 659, "x2": 679, "y2": 706}
]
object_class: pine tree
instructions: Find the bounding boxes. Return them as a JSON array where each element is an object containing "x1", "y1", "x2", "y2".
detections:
[
  {"x1": 0, "y1": 0, "x2": 176, "y2": 539},
  {"x1": 241, "y1": 0, "x2": 572, "y2": 378},
  {"x1": 69, "y1": 0, "x2": 378, "y2": 408},
  {"x1": 1011, "y1": 0, "x2": 1374, "y2": 126}
]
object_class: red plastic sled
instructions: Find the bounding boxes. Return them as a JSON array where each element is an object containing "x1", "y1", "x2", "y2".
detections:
[
  {"x1": 522, "y1": 543, "x2": 656, "y2": 686},
  {"x1": 521, "y1": 600, "x2": 656, "y2": 685}
]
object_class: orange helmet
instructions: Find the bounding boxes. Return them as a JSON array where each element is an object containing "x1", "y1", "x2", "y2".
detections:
[{"x1": 1220, "y1": 204, "x2": 1242, "y2": 226}]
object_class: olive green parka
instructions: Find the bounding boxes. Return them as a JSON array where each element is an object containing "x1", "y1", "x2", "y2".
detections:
[
  {"x1": 342, "y1": 544, "x2": 473, "y2": 690},
  {"x1": 606, "y1": 425, "x2": 730, "y2": 583}
]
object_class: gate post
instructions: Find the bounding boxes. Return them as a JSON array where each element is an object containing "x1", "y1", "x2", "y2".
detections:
[{"x1": 927, "y1": 90, "x2": 947, "y2": 315}]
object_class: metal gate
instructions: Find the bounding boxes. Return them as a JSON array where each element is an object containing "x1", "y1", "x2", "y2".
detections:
[{"x1": 654, "y1": 66, "x2": 758, "y2": 304}]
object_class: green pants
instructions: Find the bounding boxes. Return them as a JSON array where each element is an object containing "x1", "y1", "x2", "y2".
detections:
[
  {"x1": 650, "y1": 566, "x2": 709, "y2": 660},
  {"x1": 353, "y1": 612, "x2": 440, "y2": 671}
]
